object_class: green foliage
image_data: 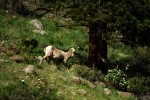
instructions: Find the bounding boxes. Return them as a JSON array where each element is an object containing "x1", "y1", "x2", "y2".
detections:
[
  {"x1": 44, "y1": 0, "x2": 150, "y2": 46},
  {"x1": 136, "y1": 19, "x2": 150, "y2": 46},
  {"x1": 108, "y1": 45, "x2": 134, "y2": 64},
  {"x1": 1, "y1": 0, "x2": 150, "y2": 46},
  {"x1": 0, "y1": 5, "x2": 148, "y2": 99},
  {"x1": 0, "y1": 80, "x2": 59, "y2": 100},
  {"x1": 110, "y1": 0, "x2": 150, "y2": 46},
  {"x1": 127, "y1": 76, "x2": 150, "y2": 94},
  {"x1": 105, "y1": 68, "x2": 127, "y2": 90},
  {"x1": 76, "y1": 66, "x2": 104, "y2": 82}
]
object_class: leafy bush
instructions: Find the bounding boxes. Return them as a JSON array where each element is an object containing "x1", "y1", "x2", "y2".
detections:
[
  {"x1": 108, "y1": 45, "x2": 134, "y2": 64},
  {"x1": 0, "y1": 80, "x2": 60, "y2": 100},
  {"x1": 127, "y1": 76, "x2": 150, "y2": 94},
  {"x1": 76, "y1": 66, "x2": 104, "y2": 82},
  {"x1": 104, "y1": 68, "x2": 127, "y2": 90}
]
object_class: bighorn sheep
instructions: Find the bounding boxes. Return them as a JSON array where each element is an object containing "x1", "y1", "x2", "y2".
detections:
[{"x1": 39, "y1": 45, "x2": 75, "y2": 64}]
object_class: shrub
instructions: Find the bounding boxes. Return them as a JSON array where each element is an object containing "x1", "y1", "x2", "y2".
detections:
[
  {"x1": 76, "y1": 66, "x2": 104, "y2": 82},
  {"x1": 127, "y1": 76, "x2": 150, "y2": 94},
  {"x1": 0, "y1": 80, "x2": 61, "y2": 100},
  {"x1": 104, "y1": 68, "x2": 127, "y2": 90}
]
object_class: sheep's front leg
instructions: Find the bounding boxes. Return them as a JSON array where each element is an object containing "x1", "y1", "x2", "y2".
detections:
[
  {"x1": 64, "y1": 57, "x2": 70, "y2": 72},
  {"x1": 63, "y1": 57, "x2": 68, "y2": 63},
  {"x1": 39, "y1": 55, "x2": 48, "y2": 64}
]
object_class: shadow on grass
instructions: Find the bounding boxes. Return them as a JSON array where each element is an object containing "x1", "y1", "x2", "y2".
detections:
[
  {"x1": 41, "y1": 52, "x2": 88, "y2": 70},
  {"x1": 127, "y1": 57, "x2": 150, "y2": 77}
]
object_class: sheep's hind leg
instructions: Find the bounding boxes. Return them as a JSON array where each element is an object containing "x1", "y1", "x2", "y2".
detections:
[{"x1": 46, "y1": 57, "x2": 52, "y2": 64}]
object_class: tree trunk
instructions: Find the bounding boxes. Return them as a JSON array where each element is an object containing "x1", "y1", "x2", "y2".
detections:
[{"x1": 88, "y1": 20, "x2": 107, "y2": 74}]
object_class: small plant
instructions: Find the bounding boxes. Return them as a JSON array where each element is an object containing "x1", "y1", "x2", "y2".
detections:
[{"x1": 104, "y1": 68, "x2": 127, "y2": 90}]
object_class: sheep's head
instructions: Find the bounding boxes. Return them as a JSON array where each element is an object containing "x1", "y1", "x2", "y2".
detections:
[{"x1": 69, "y1": 48, "x2": 75, "y2": 57}]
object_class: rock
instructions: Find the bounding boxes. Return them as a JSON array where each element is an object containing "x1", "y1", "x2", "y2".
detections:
[
  {"x1": 95, "y1": 81, "x2": 106, "y2": 88},
  {"x1": 33, "y1": 29, "x2": 47, "y2": 35},
  {"x1": 72, "y1": 76, "x2": 80, "y2": 83},
  {"x1": 0, "y1": 59, "x2": 8, "y2": 62},
  {"x1": 29, "y1": 19, "x2": 47, "y2": 35},
  {"x1": 29, "y1": 19, "x2": 43, "y2": 30},
  {"x1": 77, "y1": 89, "x2": 87, "y2": 95},
  {"x1": 104, "y1": 88, "x2": 111, "y2": 95},
  {"x1": 85, "y1": 81, "x2": 96, "y2": 89},
  {"x1": 10, "y1": 55, "x2": 24, "y2": 62},
  {"x1": 57, "y1": 91, "x2": 63, "y2": 96},
  {"x1": 23, "y1": 65, "x2": 35, "y2": 74},
  {"x1": 0, "y1": 46, "x2": 7, "y2": 53},
  {"x1": 1, "y1": 40, "x2": 7, "y2": 45},
  {"x1": 71, "y1": 91, "x2": 76, "y2": 95},
  {"x1": 117, "y1": 91, "x2": 133, "y2": 97},
  {"x1": 0, "y1": 52, "x2": 6, "y2": 56}
]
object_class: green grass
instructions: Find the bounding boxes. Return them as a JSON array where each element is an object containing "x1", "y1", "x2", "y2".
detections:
[
  {"x1": 0, "y1": 9, "x2": 88, "y2": 57},
  {"x1": 0, "y1": 61, "x2": 134, "y2": 100},
  {"x1": 108, "y1": 45, "x2": 134, "y2": 63},
  {"x1": 0, "y1": 8, "x2": 145, "y2": 100}
]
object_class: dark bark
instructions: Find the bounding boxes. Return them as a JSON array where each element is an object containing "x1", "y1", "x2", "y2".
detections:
[{"x1": 88, "y1": 20, "x2": 107, "y2": 74}]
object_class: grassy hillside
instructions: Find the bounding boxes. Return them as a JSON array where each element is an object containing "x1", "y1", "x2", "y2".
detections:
[{"x1": 0, "y1": 9, "x2": 139, "y2": 100}]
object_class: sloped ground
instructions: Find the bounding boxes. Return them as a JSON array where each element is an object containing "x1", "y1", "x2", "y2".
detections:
[
  {"x1": 0, "y1": 9, "x2": 135, "y2": 100},
  {"x1": 0, "y1": 57, "x2": 134, "y2": 100}
]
